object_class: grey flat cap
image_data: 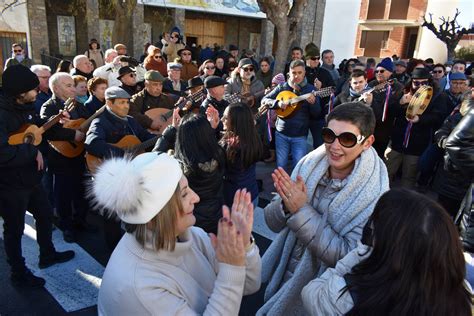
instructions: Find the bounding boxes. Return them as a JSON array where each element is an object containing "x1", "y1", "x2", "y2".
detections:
[
  {"x1": 105, "y1": 86, "x2": 131, "y2": 100},
  {"x1": 167, "y1": 62, "x2": 183, "y2": 71}
]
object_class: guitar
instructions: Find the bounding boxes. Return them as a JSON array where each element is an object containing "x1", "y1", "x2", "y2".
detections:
[
  {"x1": 225, "y1": 90, "x2": 266, "y2": 107},
  {"x1": 275, "y1": 86, "x2": 335, "y2": 118},
  {"x1": 85, "y1": 134, "x2": 161, "y2": 173},
  {"x1": 145, "y1": 89, "x2": 206, "y2": 134},
  {"x1": 8, "y1": 98, "x2": 76, "y2": 146},
  {"x1": 48, "y1": 105, "x2": 106, "y2": 158},
  {"x1": 356, "y1": 79, "x2": 395, "y2": 101}
]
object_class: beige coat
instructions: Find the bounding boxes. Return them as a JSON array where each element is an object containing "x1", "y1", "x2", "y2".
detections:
[{"x1": 98, "y1": 227, "x2": 261, "y2": 316}]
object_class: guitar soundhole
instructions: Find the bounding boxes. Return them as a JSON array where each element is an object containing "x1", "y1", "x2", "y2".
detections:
[
  {"x1": 69, "y1": 141, "x2": 78, "y2": 148},
  {"x1": 23, "y1": 133, "x2": 34, "y2": 144}
]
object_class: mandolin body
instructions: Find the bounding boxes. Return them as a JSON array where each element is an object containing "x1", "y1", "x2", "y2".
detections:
[{"x1": 275, "y1": 91, "x2": 301, "y2": 118}]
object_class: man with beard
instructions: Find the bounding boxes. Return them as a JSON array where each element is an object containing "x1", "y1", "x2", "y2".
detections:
[
  {"x1": 385, "y1": 68, "x2": 445, "y2": 188},
  {"x1": 0, "y1": 66, "x2": 75, "y2": 287},
  {"x1": 262, "y1": 60, "x2": 320, "y2": 170},
  {"x1": 366, "y1": 57, "x2": 404, "y2": 158},
  {"x1": 225, "y1": 58, "x2": 265, "y2": 110},
  {"x1": 4, "y1": 43, "x2": 32, "y2": 70}
]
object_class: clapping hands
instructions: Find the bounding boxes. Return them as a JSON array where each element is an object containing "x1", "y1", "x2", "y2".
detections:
[
  {"x1": 272, "y1": 167, "x2": 307, "y2": 214},
  {"x1": 206, "y1": 105, "x2": 220, "y2": 129}
]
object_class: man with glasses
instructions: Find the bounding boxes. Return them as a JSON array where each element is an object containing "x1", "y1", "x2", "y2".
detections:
[
  {"x1": 4, "y1": 43, "x2": 32, "y2": 70},
  {"x1": 365, "y1": 57, "x2": 404, "y2": 158},
  {"x1": 117, "y1": 66, "x2": 139, "y2": 96},
  {"x1": 385, "y1": 67, "x2": 445, "y2": 188},
  {"x1": 258, "y1": 102, "x2": 388, "y2": 315},
  {"x1": 31, "y1": 65, "x2": 53, "y2": 114},
  {"x1": 439, "y1": 59, "x2": 467, "y2": 90},
  {"x1": 225, "y1": 58, "x2": 265, "y2": 110},
  {"x1": 177, "y1": 46, "x2": 199, "y2": 81},
  {"x1": 431, "y1": 63, "x2": 446, "y2": 85},
  {"x1": 163, "y1": 62, "x2": 187, "y2": 98}
]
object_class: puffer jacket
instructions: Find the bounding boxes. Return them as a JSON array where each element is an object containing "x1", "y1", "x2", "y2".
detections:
[{"x1": 0, "y1": 90, "x2": 42, "y2": 189}]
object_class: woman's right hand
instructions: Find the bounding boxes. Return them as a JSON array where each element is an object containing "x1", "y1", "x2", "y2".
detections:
[
  {"x1": 206, "y1": 105, "x2": 220, "y2": 129},
  {"x1": 210, "y1": 216, "x2": 246, "y2": 267}
]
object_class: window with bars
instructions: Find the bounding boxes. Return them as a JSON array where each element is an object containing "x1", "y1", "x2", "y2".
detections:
[{"x1": 0, "y1": 31, "x2": 28, "y2": 72}]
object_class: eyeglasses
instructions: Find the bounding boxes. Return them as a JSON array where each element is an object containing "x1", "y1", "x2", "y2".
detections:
[
  {"x1": 243, "y1": 67, "x2": 254, "y2": 72},
  {"x1": 205, "y1": 66, "x2": 215, "y2": 70},
  {"x1": 310, "y1": 57, "x2": 320, "y2": 61},
  {"x1": 451, "y1": 81, "x2": 467, "y2": 86},
  {"x1": 13, "y1": 49, "x2": 22, "y2": 53},
  {"x1": 413, "y1": 80, "x2": 428, "y2": 87},
  {"x1": 321, "y1": 127, "x2": 366, "y2": 148},
  {"x1": 347, "y1": 63, "x2": 355, "y2": 67},
  {"x1": 432, "y1": 70, "x2": 444, "y2": 74},
  {"x1": 153, "y1": 55, "x2": 162, "y2": 59},
  {"x1": 375, "y1": 69, "x2": 385, "y2": 74}
]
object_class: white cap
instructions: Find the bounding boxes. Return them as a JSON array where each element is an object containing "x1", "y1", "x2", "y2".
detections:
[{"x1": 91, "y1": 153, "x2": 182, "y2": 224}]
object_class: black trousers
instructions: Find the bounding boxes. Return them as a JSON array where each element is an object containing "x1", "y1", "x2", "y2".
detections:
[
  {"x1": 0, "y1": 185, "x2": 55, "y2": 274},
  {"x1": 54, "y1": 173, "x2": 88, "y2": 231},
  {"x1": 438, "y1": 194, "x2": 462, "y2": 219}
]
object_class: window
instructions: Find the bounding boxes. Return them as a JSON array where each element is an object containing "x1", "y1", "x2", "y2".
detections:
[
  {"x1": 389, "y1": 0, "x2": 410, "y2": 19},
  {"x1": 367, "y1": 0, "x2": 386, "y2": 20},
  {"x1": 360, "y1": 31, "x2": 390, "y2": 57}
]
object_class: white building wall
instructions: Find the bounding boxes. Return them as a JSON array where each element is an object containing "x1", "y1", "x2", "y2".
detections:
[
  {"x1": 415, "y1": 0, "x2": 460, "y2": 63},
  {"x1": 0, "y1": 2, "x2": 32, "y2": 58},
  {"x1": 320, "y1": 0, "x2": 361, "y2": 64}
]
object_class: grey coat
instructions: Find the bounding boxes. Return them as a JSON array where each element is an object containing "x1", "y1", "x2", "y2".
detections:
[{"x1": 224, "y1": 73, "x2": 265, "y2": 107}]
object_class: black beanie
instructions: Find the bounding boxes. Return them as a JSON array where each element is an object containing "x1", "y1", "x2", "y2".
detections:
[{"x1": 2, "y1": 65, "x2": 39, "y2": 96}]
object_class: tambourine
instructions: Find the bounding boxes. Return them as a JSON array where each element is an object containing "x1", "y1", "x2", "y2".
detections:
[{"x1": 406, "y1": 85, "x2": 433, "y2": 120}]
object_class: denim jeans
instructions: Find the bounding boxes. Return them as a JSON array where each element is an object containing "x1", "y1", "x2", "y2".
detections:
[{"x1": 275, "y1": 131, "x2": 308, "y2": 171}]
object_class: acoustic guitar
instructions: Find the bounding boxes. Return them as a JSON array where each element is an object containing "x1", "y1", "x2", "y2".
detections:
[
  {"x1": 48, "y1": 105, "x2": 106, "y2": 158},
  {"x1": 8, "y1": 98, "x2": 76, "y2": 146},
  {"x1": 225, "y1": 90, "x2": 266, "y2": 107},
  {"x1": 356, "y1": 79, "x2": 395, "y2": 101},
  {"x1": 85, "y1": 134, "x2": 161, "y2": 173},
  {"x1": 145, "y1": 89, "x2": 206, "y2": 134},
  {"x1": 275, "y1": 86, "x2": 335, "y2": 118}
]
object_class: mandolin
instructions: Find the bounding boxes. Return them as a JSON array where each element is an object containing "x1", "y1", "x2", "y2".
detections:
[
  {"x1": 48, "y1": 104, "x2": 106, "y2": 158},
  {"x1": 145, "y1": 88, "x2": 206, "y2": 134},
  {"x1": 275, "y1": 86, "x2": 335, "y2": 118},
  {"x1": 8, "y1": 98, "x2": 76, "y2": 146},
  {"x1": 85, "y1": 134, "x2": 161, "y2": 173},
  {"x1": 356, "y1": 79, "x2": 395, "y2": 101}
]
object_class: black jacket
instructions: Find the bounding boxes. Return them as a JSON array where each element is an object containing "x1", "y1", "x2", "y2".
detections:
[
  {"x1": 390, "y1": 87, "x2": 446, "y2": 156},
  {"x1": 40, "y1": 96, "x2": 90, "y2": 173},
  {"x1": 305, "y1": 66, "x2": 335, "y2": 115},
  {"x1": 0, "y1": 91, "x2": 42, "y2": 189},
  {"x1": 85, "y1": 108, "x2": 155, "y2": 159},
  {"x1": 162, "y1": 78, "x2": 188, "y2": 97}
]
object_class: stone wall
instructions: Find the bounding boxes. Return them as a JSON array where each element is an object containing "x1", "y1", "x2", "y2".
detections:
[{"x1": 143, "y1": 6, "x2": 175, "y2": 45}]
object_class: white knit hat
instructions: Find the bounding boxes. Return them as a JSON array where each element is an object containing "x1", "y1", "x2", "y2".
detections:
[{"x1": 91, "y1": 152, "x2": 183, "y2": 224}]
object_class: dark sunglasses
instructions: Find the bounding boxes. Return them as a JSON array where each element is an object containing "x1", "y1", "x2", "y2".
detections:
[
  {"x1": 412, "y1": 80, "x2": 428, "y2": 87},
  {"x1": 205, "y1": 66, "x2": 215, "y2": 70},
  {"x1": 153, "y1": 55, "x2": 162, "y2": 59},
  {"x1": 310, "y1": 56, "x2": 320, "y2": 61},
  {"x1": 375, "y1": 69, "x2": 385, "y2": 74},
  {"x1": 13, "y1": 49, "x2": 22, "y2": 53},
  {"x1": 243, "y1": 67, "x2": 254, "y2": 72},
  {"x1": 181, "y1": 52, "x2": 191, "y2": 56},
  {"x1": 322, "y1": 127, "x2": 366, "y2": 148},
  {"x1": 432, "y1": 70, "x2": 443, "y2": 74}
]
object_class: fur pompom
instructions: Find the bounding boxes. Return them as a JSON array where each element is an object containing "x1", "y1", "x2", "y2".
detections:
[{"x1": 89, "y1": 156, "x2": 144, "y2": 218}]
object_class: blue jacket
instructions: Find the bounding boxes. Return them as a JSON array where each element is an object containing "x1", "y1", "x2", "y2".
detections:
[
  {"x1": 262, "y1": 82, "x2": 321, "y2": 137},
  {"x1": 34, "y1": 90, "x2": 52, "y2": 114},
  {"x1": 84, "y1": 95, "x2": 104, "y2": 116},
  {"x1": 85, "y1": 108, "x2": 155, "y2": 159}
]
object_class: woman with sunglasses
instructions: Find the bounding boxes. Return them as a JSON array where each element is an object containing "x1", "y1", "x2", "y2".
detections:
[
  {"x1": 143, "y1": 47, "x2": 168, "y2": 77},
  {"x1": 301, "y1": 188, "x2": 472, "y2": 316},
  {"x1": 385, "y1": 67, "x2": 445, "y2": 188},
  {"x1": 198, "y1": 59, "x2": 216, "y2": 81},
  {"x1": 257, "y1": 102, "x2": 389, "y2": 315},
  {"x1": 431, "y1": 63, "x2": 446, "y2": 84}
]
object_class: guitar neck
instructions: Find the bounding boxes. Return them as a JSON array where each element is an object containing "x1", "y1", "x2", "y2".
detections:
[
  {"x1": 127, "y1": 135, "x2": 161, "y2": 153},
  {"x1": 163, "y1": 90, "x2": 205, "y2": 120},
  {"x1": 289, "y1": 87, "x2": 334, "y2": 104},
  {"x1": 79, "y1": 105, "x2": 106, "y2": 131}
]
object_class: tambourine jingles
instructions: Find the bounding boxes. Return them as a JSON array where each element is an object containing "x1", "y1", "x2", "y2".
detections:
[{"x1": 406, "y1": 85, "x2": 433, "y2": 120}]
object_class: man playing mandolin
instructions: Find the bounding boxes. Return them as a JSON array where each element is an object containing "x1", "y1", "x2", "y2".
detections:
[
  {"x1": 261, "y1": 59, "x2": 320, "y2": 170},
  {"x1": 128, "y1": 70, "x2": 175, "y2": 133}
]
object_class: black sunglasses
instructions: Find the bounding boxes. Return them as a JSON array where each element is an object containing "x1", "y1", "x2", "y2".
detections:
[
  {"x1": 310, "y1": 57, "x2": 320, "y2": 61},
  {"x1": 322, "y1": 127, "x2": 366, "y2": 148},
  {"x1": 375, "y1": 69, "x2": 385, "y2": 74},
  {"x1": 432, "y1": 70, "x2": 443, "y2": 74},
  {"x1": 243, "y1": 67, "x2": 254, "y2": 72},
  {"x1": 413, "y1": 80, "x2": 428, "y2": 87}
]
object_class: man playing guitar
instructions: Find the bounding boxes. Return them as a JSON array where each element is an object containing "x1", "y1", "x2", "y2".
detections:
[{"x1": 261, "y1": 59, "x2": 320, "y2": 170}]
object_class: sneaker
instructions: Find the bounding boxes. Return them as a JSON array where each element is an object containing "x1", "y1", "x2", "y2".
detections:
[
  {"x1": 39, "y1": 250, "x2": 75, "y2": 269},
  {"x1": 11, "y1": 269, "x2": 45, "y2": 288},
  {"x1": 63, "y1": 229, "x2": 77, "y2": 243}
]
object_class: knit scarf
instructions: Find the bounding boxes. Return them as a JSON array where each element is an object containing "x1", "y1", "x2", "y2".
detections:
[
  {"x1": 144, "y1": 56, "x2": 167, "y2": 77},
  {"x1": 349, "y1": 84, "x2": 368, "y2": 98},
  {"x1": 258, "y1": 145, "x2": 389, "y2": 316}
]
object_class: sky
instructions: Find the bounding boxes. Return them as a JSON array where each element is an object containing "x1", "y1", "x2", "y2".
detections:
[{"x1": 456, "y1": 0, "x2": 473, "y2": 28}]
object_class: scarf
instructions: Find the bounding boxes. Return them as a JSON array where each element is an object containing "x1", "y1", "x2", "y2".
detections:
[
  {"x1": 144, "y1": 56, "x2": 168, "y2": 77},
  {"x1": 349, "y1": 84, "x2": 368, "y2": 98},
  {"x1": 258, "y1": 146, "x2": 389, "y2": 316},
  {"x1": 15, "y1": 55, "x2": 25, "y2": 62},
  {"x1": 289, "y1": 77, "x2": 308, "y2": 92},
  {"x1": 76, "y1": 95, "x2": 88, "y2": 104}
]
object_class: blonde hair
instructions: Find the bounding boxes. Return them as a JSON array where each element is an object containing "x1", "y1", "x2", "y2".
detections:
[{"x1": 125, "y1": 185, "x2": 183, "y2": 251}]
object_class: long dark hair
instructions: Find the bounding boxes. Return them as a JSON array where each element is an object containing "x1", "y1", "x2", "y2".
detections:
[
  {"x1": 174, "y1": 113, "x2": 224, "y2": 174},
  {"x1": 219, "y1": 103, "x2": 262, "y2": 168},
  {"x1": 344, "y1": 189, "x2": 471, "y2": 316},
  {"x1": 56, "y1": 60, "x2": 72, "y2": 73}
]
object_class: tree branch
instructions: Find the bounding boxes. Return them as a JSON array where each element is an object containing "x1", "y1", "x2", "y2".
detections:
[{"x1": 1, "y1": 0, "x2": 26, "y2": 13}]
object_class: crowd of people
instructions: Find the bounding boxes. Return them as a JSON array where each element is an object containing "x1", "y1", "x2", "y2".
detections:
[{"x1": 1, "y1": 25, "x2": 473, "y2": 315}]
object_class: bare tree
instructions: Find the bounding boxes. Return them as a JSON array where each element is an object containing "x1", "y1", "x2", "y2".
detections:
[
  {"x1": 422, "y1": 9, "x2": 474, "y2": 61},
  {"x1": 0, "y1": 0, "x2": 25, "y2": 13},
  {"x1": 256, "y1": 0, "x2": 308, "y2": 73}
]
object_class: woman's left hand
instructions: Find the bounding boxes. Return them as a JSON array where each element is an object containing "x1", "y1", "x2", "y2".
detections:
[
  {"x1": 206, "y1": 105, "x2": 220, "y2": 129},
  {"x1": 171, "y1": 107, "x2": 181, "y2": 128},
  {"x1": 272, "y1": 167, "x2": 307, "y2": 214},
  {"x1": 227, "y1": 189, "x2": 254, "y2": 249}
]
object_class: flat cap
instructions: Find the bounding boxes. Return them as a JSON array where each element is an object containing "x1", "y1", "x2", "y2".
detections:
[
  {"x1": 167, "y1": 62, "x2": 182, "y2": 71},
  {"x1": 394, "y1": 60, "x2": 407, "y2": 68},
  {"x1": 450, "y1": 72, "x2": 467, "y2": 81},
  {"x1": 204, "y1": 75, "x2": 227, "y2": 89},
  {"x1": 238, "y1": 58, "x2": 253, "y2": 68},
  {"x1": 144, "y1": 70, "x2": 165, "y2": 82},
  {"x1": 105, "y1": 86, "x2": 131, "y2": 100}
]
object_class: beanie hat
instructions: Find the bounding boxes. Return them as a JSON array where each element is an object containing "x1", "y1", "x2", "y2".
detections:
[
  {"x1": 91, "y1": 153, "x2": 183, "y2": 224},
  {"x1": 238, "y1": 58, "x2": 253, "y2": 68},
  {"x1": 2, "y1": 65, "x2": 39, "y2": 96},
  {"x1": 376, "y1": 57, "x2": 394, "y2": 72},
  {"x1": 304, "y1": 43, "x2": 320, "y2": 58},
  {"x1": 170, "y1": 26, "x2": 181, "y2": 35},
  {"x1": 272, "y1": 73, "x2": 286, "y2": 86}
]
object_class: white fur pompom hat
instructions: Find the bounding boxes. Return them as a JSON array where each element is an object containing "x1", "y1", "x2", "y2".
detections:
[{"x1": 91, "y1": 152, "x2": 183, "y2": 224}]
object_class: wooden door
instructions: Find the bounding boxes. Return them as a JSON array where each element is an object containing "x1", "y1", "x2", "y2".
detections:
[{"x1": 185, "y1": 19, "x2": 225, "y2": 47}]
